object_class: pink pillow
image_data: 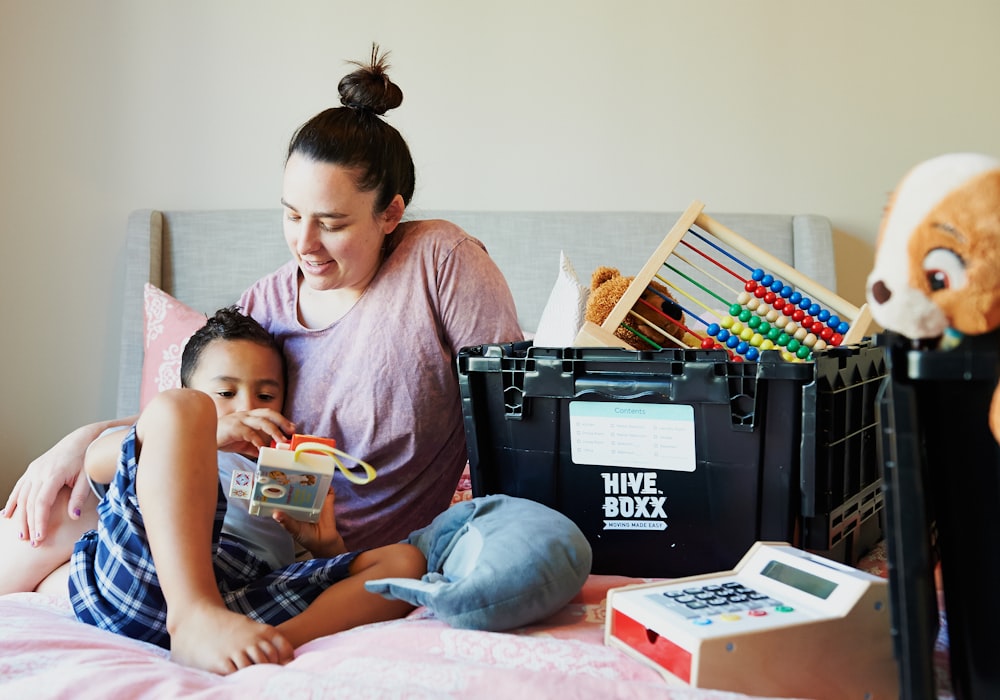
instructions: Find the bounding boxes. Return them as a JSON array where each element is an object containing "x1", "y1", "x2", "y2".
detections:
[{"x1": 141, "y1": 283, "x2": 207, "y2": 409}]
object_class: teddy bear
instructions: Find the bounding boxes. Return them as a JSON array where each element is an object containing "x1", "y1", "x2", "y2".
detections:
[
  {"x1": 584, "y1": 266, "x2": 686, "y2": 349},
  {"x1": 865, "y1": 152, "x2": 1000, "y2": 443}
]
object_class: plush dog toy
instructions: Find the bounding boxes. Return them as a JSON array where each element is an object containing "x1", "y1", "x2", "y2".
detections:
[
  {"x1": 584, "y1": 266, "x2": 685, "y2": 349},
  {"x1": 865, "y1": 152, "x2": 1000, "y2": 442}
]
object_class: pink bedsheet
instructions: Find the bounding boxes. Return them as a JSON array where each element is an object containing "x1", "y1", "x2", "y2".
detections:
[
  {"x1": 0, "y1": 575, "x2": 811, "y2": 700},
  {"x1": 1, "y1": 570, "x2": 952, "y2": 699}
]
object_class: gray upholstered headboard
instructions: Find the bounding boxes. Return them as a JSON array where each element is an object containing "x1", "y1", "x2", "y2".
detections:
[{"x1": 118, "y1": 208, "x2": 837, "y2": 417}]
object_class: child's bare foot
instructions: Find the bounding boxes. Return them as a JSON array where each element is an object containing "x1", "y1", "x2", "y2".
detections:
[{"x1": 167, "y1": 603, "x2": 295, "y2": 675}]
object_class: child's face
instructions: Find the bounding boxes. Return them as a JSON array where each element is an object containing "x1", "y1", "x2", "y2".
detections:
[{"x1": 186, "y1": 339, "x2": 285, "y2": 417}]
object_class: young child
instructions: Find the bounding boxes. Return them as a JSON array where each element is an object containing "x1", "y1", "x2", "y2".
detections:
[{"x1": 68, "y1": 307, "x2": 426, "y2": 674}]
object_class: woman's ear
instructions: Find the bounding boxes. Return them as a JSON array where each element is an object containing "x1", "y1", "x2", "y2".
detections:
[{"x1": 381, "y1": 194, "x2": 405, "y2": 234}]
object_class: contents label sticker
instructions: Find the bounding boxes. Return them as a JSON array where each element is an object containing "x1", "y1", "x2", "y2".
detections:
[{"x1": 569, "y1": 401, "x2": 696, "y2": 471}]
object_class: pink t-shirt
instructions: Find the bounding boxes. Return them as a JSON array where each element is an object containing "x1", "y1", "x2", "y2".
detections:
[{"x1": 239, "y1": 219, "x2": 522, "y2": 550}]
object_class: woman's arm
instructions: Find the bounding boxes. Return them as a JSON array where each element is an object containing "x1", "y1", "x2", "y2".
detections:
[{"x1": 2, "y1": 416, "x2": 135, "y2": 544}]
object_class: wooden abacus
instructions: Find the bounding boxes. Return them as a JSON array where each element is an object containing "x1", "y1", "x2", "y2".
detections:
[{"x1": 574, "y1": 201, "x2": 872, "y2": 361}]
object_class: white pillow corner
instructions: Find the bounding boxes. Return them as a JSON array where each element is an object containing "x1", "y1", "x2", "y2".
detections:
[{"x1": 532, "y1": 250, "x2": 590, "y2": 348}]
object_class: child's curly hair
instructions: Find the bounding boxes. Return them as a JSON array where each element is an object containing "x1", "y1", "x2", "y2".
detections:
[{"x1": 179, "y1": 306, "x2": 284, "y2": 388}]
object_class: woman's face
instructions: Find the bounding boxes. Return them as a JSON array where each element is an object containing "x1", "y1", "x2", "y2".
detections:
[{"x1": 281, "y1": 152, "x2": 402, "y2": 295}]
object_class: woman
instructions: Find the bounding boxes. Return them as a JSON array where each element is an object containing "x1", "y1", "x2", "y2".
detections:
[{"x1": 1, "y1": 45, "x2": 522, "y2": 593}]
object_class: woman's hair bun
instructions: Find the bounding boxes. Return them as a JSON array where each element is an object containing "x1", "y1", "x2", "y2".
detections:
[{"x1": 338, "y1": 43, "x2": 403, "y2": 116}]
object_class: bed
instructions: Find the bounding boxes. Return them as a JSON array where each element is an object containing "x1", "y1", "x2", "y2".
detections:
[{"x1": 0, "y1": 207, "x2": 949, "y2": 698}]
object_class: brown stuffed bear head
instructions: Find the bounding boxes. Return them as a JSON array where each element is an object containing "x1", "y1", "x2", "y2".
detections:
[{"x1": 584, "y1": 266, "x2": 686, "y2": 350}]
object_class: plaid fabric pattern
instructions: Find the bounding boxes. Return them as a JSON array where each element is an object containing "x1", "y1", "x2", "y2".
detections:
[{"x1": 69, "y1": 426, "x2": 359, "y2": 649}]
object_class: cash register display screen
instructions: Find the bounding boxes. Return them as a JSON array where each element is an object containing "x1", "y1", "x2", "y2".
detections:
[{"x1": 760, "y1": 560, "x2": 838, "y2": 600}]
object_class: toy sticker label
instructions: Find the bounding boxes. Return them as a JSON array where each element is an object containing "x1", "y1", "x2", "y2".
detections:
[
  {"x1": 253, "y1": 467, "x2": 324, "y2": 509},
  {"x1": 228, "y1": 469, "x2": 255, "y2": 499},
  {"x1": 568, "y1": 401, "x2": 696, "y2": 471}
]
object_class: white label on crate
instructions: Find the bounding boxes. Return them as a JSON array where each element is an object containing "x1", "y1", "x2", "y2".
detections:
[{"x1": 568, "y1": 402, "x2": 696, "y2": 471}]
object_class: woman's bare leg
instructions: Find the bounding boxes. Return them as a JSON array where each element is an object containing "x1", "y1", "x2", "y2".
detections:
[
  {"x1": 35, "y1": 560, "x2": 72, "y2": 596},
  {"x1": 134, "y1": 389, "x2": 294, "y2": 674},
  {"x1": 0, "y1": 487, "x2": 97, "y2": 595}
]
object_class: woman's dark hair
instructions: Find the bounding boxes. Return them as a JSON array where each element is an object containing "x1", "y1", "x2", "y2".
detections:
[
  {"x1": 287, "y1": 44, "x2": 415, "y2": 213},
  {"x1": 180, "y1": 306, "x2": 284, "y2": 388}
]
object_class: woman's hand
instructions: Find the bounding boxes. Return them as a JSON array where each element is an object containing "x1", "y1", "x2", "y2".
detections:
[
  {"x1": 216, "y1": 409, "x2": 295, "y2": 458},
  {"x1": 272, "y1": 489, "x2": 346, "y2": 558},
  {"x1": 2, "y1": 419, "x2": 127, "y2": 544}
]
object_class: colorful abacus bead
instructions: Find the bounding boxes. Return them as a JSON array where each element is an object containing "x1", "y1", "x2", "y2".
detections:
[
  {"x1": 723, "y1": 270, "x2": 852, "y2": 360},
  {"x1": 706, "y1": 318, "x2": 763, "y2": 362}
]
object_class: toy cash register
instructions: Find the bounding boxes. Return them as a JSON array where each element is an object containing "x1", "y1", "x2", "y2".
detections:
[
  {"x1": 605, "y1": 542, "x2": 897, "y2": 699},
  {"x1": 231, "y1": 434, "x2": 376, "y2": 523}
]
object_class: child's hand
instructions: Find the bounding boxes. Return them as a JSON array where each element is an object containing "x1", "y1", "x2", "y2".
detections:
[
  {"x1": 216, "y1": 409, "x2": 295, "y2": 458},
  {"x1": 272, "y1": 488, "x2": 346, "y2": 558}
]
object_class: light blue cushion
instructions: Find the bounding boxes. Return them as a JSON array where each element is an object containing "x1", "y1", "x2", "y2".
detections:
[{"x1": 364, "y1": 494, "x2": 593, "y2": 631}]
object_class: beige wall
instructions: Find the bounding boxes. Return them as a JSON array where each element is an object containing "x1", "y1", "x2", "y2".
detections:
[{"x1": 2, "y1": 0, "x2": 999, "y2": 497}]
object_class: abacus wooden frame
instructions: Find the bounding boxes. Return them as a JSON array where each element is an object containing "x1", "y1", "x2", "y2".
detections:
[{"x1": 573, "y1": 200, "x2": 873, "y2": 352}]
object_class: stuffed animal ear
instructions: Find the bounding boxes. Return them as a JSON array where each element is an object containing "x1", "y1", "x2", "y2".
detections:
[
  {"x1": 365, "y1": 495, "x2": 593, "y2": 632},
  {"x1": 589, "y1": 266, "x2": 621, "y2": 291}
]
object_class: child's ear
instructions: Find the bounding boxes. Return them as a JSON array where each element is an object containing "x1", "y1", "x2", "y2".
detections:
[{"x1": 381, "y1": 194, "x2": 405, "y2": 234}]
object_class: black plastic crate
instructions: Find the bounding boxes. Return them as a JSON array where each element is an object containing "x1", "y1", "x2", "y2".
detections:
[
  {"x1": 877, "y1": 331, "x2": 1000, "y2": 700},
  {"x1": 457, "y1": 340, "x2": 886, "y2": 578},
  {"x1": 801, "y1": 342, "x2": 886, "y2": 561}
]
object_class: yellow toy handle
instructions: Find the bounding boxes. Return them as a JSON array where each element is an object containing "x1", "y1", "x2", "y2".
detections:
[{"x1": 293, "y1": 441, "x2": 377, "y2": 485}]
